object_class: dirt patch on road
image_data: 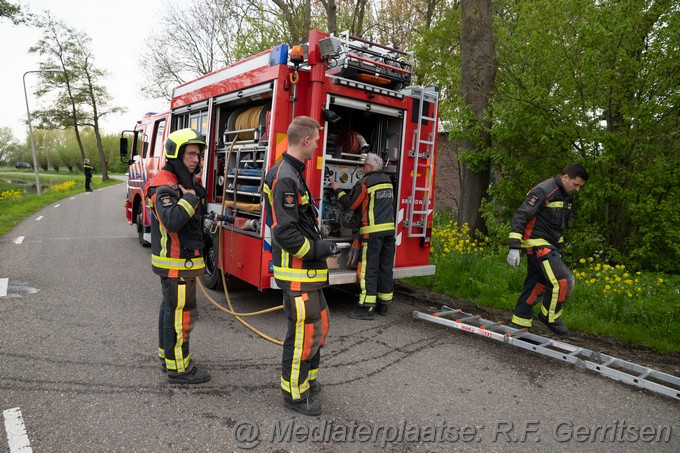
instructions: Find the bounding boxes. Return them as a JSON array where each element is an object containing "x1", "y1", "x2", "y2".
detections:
[{"x1": 395, "y1": 282, "x2": 680, "y2": 378}]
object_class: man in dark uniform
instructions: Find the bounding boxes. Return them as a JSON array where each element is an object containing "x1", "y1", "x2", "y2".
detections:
[
  {"x1": 83, "y1": 159, "x2": 93, "y2": 192},
  {"x1": 331, "y1": 153, "x2": 395, "y2": 320},
  {"x1": 145, "y1": 128, "x2": 210, "y2": 384},
  {"x1": 506, "y1": 163, "x2": 589, "y2": 336},
  {"x1": 263, "y1": 116, "x2": 338, "y2": 416}
]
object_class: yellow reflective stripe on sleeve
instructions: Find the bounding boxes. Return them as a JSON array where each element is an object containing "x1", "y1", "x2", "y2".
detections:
[
  {"x1": 263, "y1": 183, "x2": 273, "y2": 204},
  {"x1": 359, "y1": 222, "x2": 395, "y2": 235},
  {"x1": 152, "y1": 254, "x2": 205, "y2": 270},
  {"x1": 337, "y1": 191, "x2": 347, "y2": 200},
  {"x1": 273, "y1": 266, "x2": 328, "y2": 282},
  {"x1": 509, "y1": 232, "x2": 523, "y2": 240},
  {"x1": 177, "y1": 198, "x2": 195, "y2": 216},
  {"x1": 294, "y1": 238, "x2": 311, "y2": 259},
  {"x1": 546, "y1": 201, "x2": 564, "y2": 208},
  {"x1": 301, "y1": 193, "x2": 310, "y2": 204},
  {"x1": 520, "y1": 238, "x2": 551, "y2": 248}
]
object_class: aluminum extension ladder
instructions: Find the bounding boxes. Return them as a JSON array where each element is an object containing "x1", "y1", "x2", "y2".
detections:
[
  {"x1": 404, "y1": 86, "x2": 439, "y2": 238},
  {"x1": 413, "y1": 306, "x2": 680, "y2": 401}
]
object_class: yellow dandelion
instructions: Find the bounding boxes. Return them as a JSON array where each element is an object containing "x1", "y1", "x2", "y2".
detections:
[{"x1": 579, "y1": 258, "x2": 586, "y2": 264}]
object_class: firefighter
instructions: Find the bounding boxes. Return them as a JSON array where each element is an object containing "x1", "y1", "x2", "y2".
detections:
[
  {"x1": 263, "y1": 116, "x2": 338, "y2": 416},
  {"x1": 331, "y1": 153, "x2": 395, "y2": 320},
  {"x1": 145, "y1": 128, "x2": 210, "y2": 384},
  {"x1": 506, "y1": 163, "x2": 589, "y2": 336},
  {"x1": 83, "y1": 159, "x2": 93, "y2": 192}
]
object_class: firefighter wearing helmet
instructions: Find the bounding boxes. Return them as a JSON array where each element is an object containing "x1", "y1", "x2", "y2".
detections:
[{"x1": 144, "y1": 128, "x2": 210, "y2": 384}]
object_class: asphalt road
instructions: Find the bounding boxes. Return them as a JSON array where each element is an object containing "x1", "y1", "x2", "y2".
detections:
[{"x1": 0, "y1": 183, "x2": 678, "y2": 452}]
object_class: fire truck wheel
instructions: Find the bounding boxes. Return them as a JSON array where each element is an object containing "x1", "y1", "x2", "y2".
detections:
[
  {"x1": 136, "y1": 209, "x2": 150, "y2": 248},
  {"x1": 201, "y1": 238, "x2": 223, "y2": 291}
]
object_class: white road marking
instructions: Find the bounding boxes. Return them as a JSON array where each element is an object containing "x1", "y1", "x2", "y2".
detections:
[
  {"x1": 35, "y1": 216, "x2": 43, "y2": 221},
  {"x1": 53, "y1": 204, "x2": 60, "y2": 208},
  {"x1": 12, "y1": 236, "x2": 25, "y2": 245},
  {"x1": 3, "y1": 407, "x2": 33, "y2": 453},
  {"x1": 0, "y1": 278, "x2": 8, "y2": 297},
  {"x1": 69, "y1": 197, "x2": 75, "y2": 200}
]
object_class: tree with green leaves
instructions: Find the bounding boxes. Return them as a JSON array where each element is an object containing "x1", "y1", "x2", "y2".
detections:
[
  {"x1": 490, "y1": 0, "x2": 680, "y2": 272},
  {"x1": 0, "y1": 0, "x2": 22, "y2": 23},
  {"x1": 0, "y1": 126, "x2": 22, "y2": 165},
  {"x1": 29, "y1": 13, "x2": 124, "y2": 181}
]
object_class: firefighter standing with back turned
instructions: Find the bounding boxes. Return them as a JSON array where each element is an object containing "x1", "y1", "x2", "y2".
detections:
[
  {"x1": 331, "y1": 153, "x2": 395, "y2": 320},
  {"x1": 263, "y1": 116, "x2": 338, "y2": 416},
  {"x1": 506, "y1": 163, "x2": 589, "y2": 336},
  {"x1": 145, "y1": 128, "x2": 210, "y2": 384}
]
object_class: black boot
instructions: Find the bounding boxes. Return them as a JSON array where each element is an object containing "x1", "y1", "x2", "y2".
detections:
[
  {"x1": 348, "y1": 306, "x2": 375, "y2": 320},
  {"x1": 283, "y1": 395, "x2": 321, "y2": 416},
  {"x1": 167, "y1": 365, "x2": 211, "y2": 384},
  {"x1": 309, "y1": 380, "x2": 321, "y2": 396},
  {"x1": 538, "y1": 313, "x2": 568, "y2": 336},
  {"x1": 376, "y1": 302, "x2": 389, "y2": 316}
]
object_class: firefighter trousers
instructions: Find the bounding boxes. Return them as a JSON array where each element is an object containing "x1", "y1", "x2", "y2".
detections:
[
  {"x1": 158, "y1": 277, "x2": 197, "y2": 373},
  {"x1": 357, "y1": 235, "x2": 395, "y2": 307},
  {"x1": 281, "y1": 288, "x2": 329, "y2": 401},
  {"x1": 511, "y1": 246, "x2": 575, "y2": 328}
]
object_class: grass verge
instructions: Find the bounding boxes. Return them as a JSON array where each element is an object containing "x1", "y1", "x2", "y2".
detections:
[
  {"x1": 0, "y1": 171, "x2": 122, "y2": 237},
  {"x1": 406, "y1": 211, "x2": 680, "y2": 354}
]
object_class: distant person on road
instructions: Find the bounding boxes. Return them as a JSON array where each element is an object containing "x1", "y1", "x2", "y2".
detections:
[
  {"x1": 263, "y1": 116, "x2": 337, "y2": 416},
  {"x1": 83, "y1": 159, "x2": 93, "y2": 192},
  {"x1": 331, "y1": 153, "x2": 395, "y2": 320},
  {"x1": 506, "y1": 163, "x2": 589, "y2": 336},
  {"x1": 144, "y1": 128, "x2": 209, "y2": 384}
]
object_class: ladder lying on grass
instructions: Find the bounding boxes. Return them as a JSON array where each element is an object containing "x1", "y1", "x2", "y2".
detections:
[{"x1": 413, "y1": 306, "x2": 680, "y2": 401}]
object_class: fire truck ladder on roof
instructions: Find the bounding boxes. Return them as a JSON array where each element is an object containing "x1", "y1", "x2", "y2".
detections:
[
  {"x1": 404, "y1": 86, "x2": 439, "y2": 238},
  {"x1": 413, "y1": 306, "x2": 680, "y2": 401}
]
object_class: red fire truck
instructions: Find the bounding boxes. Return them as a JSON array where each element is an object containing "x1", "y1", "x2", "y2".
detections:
[
  {"x1": 121, "y1": 111, "x2": 171, "y2": 247},
  {"x1": 122, "y1": 30, "x2": 439, "y2": 291}
]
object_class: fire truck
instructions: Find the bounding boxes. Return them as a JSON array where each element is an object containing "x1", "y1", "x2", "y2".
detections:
[
  {"x1": 122, "y1": 30, "x2": 439, "y2": 291},
  {"x1": 121, "y1": 111, "x2": 171, "y2": 247}
]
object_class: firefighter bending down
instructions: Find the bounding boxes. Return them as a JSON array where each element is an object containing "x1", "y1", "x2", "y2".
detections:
[
  {"x1": 331, "y1": 153, "x2": 395, "y2": 321},
  {"x1": 506, "y1": 163, "x2": 589, "y2": 336},
  {"x1": 145, "y1": 128, "x2": 210, "y2": 384},
  {"x1": 263, "y1": 116, "x2": 338, "y2": 416}
]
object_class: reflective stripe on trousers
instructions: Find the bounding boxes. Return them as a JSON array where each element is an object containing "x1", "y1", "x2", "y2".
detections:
[
  {"x1": 280, "y1": 289, "x2": 329, "y2": 400},
  {"x1": 159, "y1": 277, "x2": 196, "y2": 372},
  {"x1": 512, "y1": 247, "x2": 574, "y2": 326}
]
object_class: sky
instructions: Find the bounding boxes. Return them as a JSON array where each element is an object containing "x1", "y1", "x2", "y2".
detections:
[{"x1": 1, "y1": 0, "x2": 169, "y2": 140}]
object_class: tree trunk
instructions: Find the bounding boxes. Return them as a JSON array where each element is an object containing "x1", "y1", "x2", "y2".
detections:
[{"x1": 458, "y1": 0, "x2": 497, "y2": 234}]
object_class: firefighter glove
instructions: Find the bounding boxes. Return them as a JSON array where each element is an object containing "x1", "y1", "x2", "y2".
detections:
[
  {"x1": 314, "y1": 240, "x2": 340, "y2": 260},
  {"x1": 507, "y1": 249, "x2": 521, "y2": 268},
  {"x1": 348, "y1": 239, "x2": 361, "y2": 267}
]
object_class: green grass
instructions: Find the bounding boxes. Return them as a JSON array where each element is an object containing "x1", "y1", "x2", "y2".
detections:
[
  {"x1": 407, "y1": 211, "x2": 680, "y2": 354},
  {"x1": 0, "y1": 170, "x2": 122, "y2": 237}
]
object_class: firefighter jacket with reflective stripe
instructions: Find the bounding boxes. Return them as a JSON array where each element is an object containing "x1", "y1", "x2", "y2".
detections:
[
  {"x1": 145, "y1": 170, "x2": 205, "y2": 278},
  {"x1": 263, "y1": 153, "x2": 328, "y2": 291},
  {"x1": 334, "y1": 171, "x2": 395, "y2": 239},
  {"x1": 83, "y1": 164, "x2": 93, "y2": 177},
  {"x1": 508, "y1": 176, "x2": 574, "y2": 250}
]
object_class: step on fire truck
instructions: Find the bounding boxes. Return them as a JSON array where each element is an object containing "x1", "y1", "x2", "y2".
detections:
[{"x1": 121, "y1": 30, "x2": 439, "y2": 291}]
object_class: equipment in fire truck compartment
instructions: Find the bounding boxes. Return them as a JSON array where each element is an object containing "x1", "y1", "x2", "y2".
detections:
[
  {"x1": 320, "y1": 103, "x2": 401, "y2": 243},
  {"x1": 213, "y1": 101, "x2": 272, "y2": 237},
  {"x1": 321, "y1": 31, "x2": 413, "y2": 90}
]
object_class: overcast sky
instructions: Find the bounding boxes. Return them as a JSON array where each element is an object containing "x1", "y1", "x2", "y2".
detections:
[{"x1": 1, "y1": 0, "x2": 169, "y2": 140}]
